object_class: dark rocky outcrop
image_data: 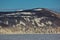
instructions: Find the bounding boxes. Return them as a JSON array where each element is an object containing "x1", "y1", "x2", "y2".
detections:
[{"x1": 0, "y1": 8, "x2": 60, "y2": 28}]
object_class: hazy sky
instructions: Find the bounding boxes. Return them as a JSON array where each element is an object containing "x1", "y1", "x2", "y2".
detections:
[{"x1": 0, "y1": 0, "x2": 60, "y2": 11}]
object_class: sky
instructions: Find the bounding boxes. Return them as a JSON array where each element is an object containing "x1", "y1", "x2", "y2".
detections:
[{"x1": 0, "y1": 0, "x2": 60, "y2": 11}]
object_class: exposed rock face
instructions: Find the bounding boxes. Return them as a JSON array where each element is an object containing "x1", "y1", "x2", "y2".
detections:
[{"x1": 0, "y1": 8, "x2": 60, "y2": 28}]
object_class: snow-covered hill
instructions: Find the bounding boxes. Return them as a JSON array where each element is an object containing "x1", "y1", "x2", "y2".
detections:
[{"x1": 0, "y1": 8, "x2": 60, "y2": 29}]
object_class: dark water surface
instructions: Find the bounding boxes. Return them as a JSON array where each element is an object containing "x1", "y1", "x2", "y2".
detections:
[{"x1": 0, "y1": 34, "x2": 60, "y2": 40}]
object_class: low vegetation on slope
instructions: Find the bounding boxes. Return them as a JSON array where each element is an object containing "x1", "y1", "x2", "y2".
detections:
[{"x1": 0, "y1": 25, "x2": 60, "y2": 34}]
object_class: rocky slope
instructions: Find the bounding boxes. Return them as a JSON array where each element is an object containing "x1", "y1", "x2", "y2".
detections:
[{"x1": 0, "y1": 8, "x2": 60, "y2": 34}]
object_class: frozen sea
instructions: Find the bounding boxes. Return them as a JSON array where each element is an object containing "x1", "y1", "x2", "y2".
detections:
[{"x1": 0, "y1": 34, "x2": 60, "y2": 40}]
